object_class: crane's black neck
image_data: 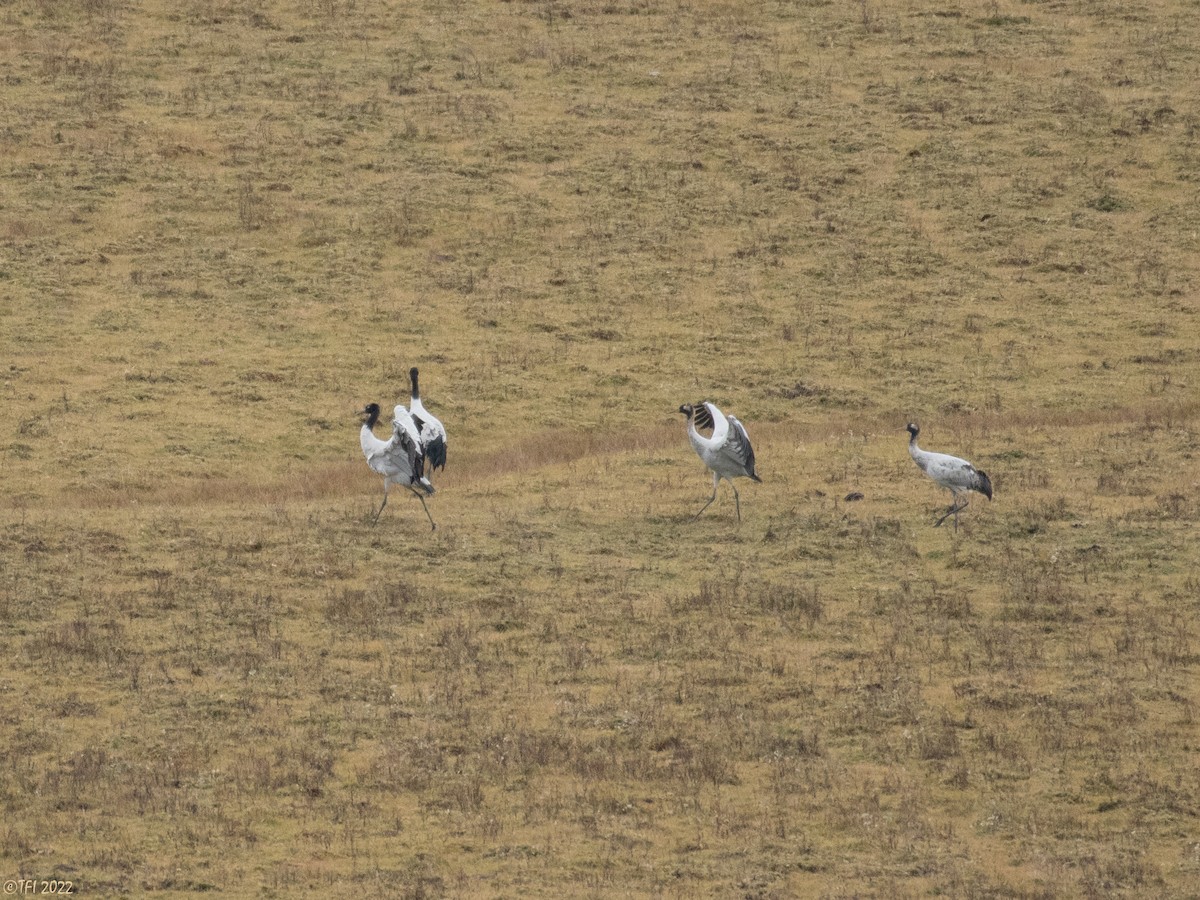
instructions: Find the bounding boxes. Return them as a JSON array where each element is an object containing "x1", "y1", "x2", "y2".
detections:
[
  {"x1": 364, "y1": 403, "x2": 381, "y2": 429},
  {"x1": 409, "y1": 367, "x2": 421, "y2": 399}
]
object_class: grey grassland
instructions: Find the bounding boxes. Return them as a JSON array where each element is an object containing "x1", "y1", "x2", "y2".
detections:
[{"x1": 2, "y1": 0, "x2": 1199, "y2": 896}]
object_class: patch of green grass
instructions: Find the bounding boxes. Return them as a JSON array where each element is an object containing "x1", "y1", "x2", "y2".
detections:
[{"x1": 1088, "y1": 192, "x2": 1131, "y2": 212}]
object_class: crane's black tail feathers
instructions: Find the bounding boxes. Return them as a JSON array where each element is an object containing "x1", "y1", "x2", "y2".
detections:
[{"x1": 976, "y1": 470, "x2": 993, "y2": 500}]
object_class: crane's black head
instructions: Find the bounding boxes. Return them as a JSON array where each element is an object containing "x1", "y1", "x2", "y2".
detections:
[
  {"x1": 680, "y1": 402, "x2": 714, "y2": 431},
  {"x1": 409, "y1": 367, "x2": 420, "y2": 394},
  {"x1": 905, "y1": 422, "x2": 920, "y2": 440},
  {"x1": 361, "y1": 402, "x2": 382, "y2": 428}
]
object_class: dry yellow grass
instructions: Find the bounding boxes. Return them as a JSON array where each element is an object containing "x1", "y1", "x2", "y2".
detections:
[{"x1": 3, "y1": 0, "x2": 1200, "y2": 896}]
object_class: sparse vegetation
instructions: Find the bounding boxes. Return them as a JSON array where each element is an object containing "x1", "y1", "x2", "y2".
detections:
[{"x1": 2, "y1": 0, "x2": 1199, "y2": 896}]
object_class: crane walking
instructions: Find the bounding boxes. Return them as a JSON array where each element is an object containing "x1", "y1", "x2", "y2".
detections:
[
  {"x1": 360, "y1": 402, "x2": 436, "y2": 529},
  {"x1": 905, "y1": 422, "x2": 992, "y2": 531},
  {"x1": 680, "y1": 402, "x2": 761, "y2": 521}
]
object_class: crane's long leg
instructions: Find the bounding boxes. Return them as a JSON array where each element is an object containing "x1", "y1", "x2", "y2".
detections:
[
  {"x1": 409, "y1": 487, "x2": 436, "y2": 531},
  {"x1": 934, "y1": 495, "x2": 968, "y2": 529},
  {"x1": 692, "y1": 473, "x2": 721, "y2": 521},
  {"x1": 372, "y1": 488, "x2": 389, "y2": 526},
  {"x1": 732, "y1": 482, "x2": 742, "y2": 522}
]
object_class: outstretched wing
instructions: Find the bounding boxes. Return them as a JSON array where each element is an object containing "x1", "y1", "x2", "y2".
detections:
[
  {"x1": 411, "y1": 412, "x2": 447, "y2": 472},
  {"x1": 364, "y1": 428, "x2": 413, "y2": 479},
  {"x1": 386, "y1": 406, "x2": 427, "y2": 483},
  {"x1": 392, "y1": 405, "x2": 421, "y2": 445},
  {"x1": 725, "y1": 415, "x2": 760, "y2": 481}
]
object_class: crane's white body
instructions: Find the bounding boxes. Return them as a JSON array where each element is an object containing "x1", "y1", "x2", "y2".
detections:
[
  {"x1": 360, "y1": 403, "x2": 435, "y2": 529},
  {"x1": 906, "y1": 423, "x2": 992, "y2": 530},
  {"x1": 682, "y1": 401, "x2": 761, "y2": 521},
  {"x1": 409, "y1": 367, "x2": 447, "y2": 477}
]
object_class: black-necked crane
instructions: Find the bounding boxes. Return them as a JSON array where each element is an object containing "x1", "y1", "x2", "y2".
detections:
[
  {"x1": 905, "y1": 422, "x2": 992, "y2": 531},
  {"x1": 408, "y1": 367, "x2": 447, "y2": 480},
  {"x1": 359, "y1": 402, "x2": 436, "y2": 530},
  {"x1": 680, "y1": 401, "x2": 762, "y2": 521}
]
